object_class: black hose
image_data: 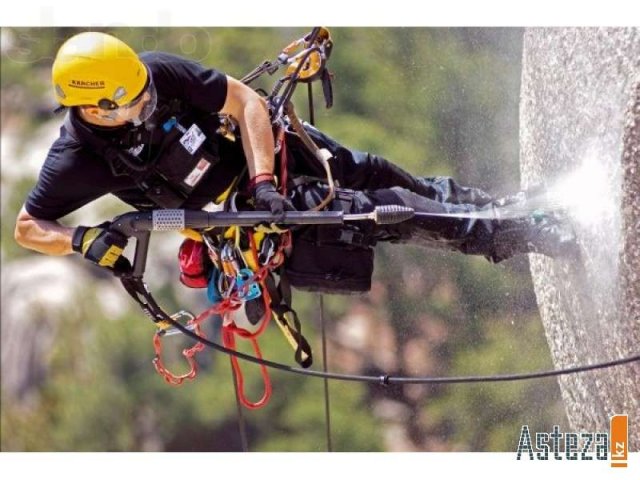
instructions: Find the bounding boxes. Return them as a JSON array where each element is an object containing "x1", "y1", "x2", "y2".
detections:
[{"x1": 158, "y1": 305, "x2": 640, "y2": 385}]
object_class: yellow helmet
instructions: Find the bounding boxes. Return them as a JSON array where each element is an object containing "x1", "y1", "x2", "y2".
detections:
[{"x1": 52, "y1": 32, "x2": 148, "y2": 109}]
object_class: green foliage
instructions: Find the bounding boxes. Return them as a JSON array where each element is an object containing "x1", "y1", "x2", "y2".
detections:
[
  {"x1": 425, "y1": 316, "x2": 569, "y2": 451},
  {"x1": 1, "y1": 27, "x2": 566, "y2": 452}
]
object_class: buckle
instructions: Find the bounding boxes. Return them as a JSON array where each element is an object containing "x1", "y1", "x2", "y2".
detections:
[{"x1": 338, "y1": 229, "x2": 366, "y2": 246}]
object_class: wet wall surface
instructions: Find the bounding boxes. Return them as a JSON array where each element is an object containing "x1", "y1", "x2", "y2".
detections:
[{"x1": 520, "y1": 28, "x2": 639, "y2": 448}]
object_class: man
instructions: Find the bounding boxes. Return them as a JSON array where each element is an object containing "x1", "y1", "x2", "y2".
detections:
[{"x1": 14, "y1": 32, "x2": 576, "y2": 290}]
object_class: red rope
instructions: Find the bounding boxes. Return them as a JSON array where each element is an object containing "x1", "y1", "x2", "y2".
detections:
[
  {"x1": 222, "y1": 324, "x2": 272, "y2": 409},
  {"x1": 279, "y1": 128, "x2": 289, "y2": 196},
  {"x1": 220, "y1": 233, "x2": 274, "y2": 408}
]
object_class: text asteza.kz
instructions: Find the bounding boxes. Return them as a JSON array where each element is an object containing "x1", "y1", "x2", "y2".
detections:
[{"x1": 516, "y1": 425, "x2": 609, "y2": 460}]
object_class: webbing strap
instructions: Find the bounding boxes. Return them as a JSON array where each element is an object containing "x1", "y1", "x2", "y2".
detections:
[{"x1": 265, "y1": 273, "x2": 313, "y2": 368}]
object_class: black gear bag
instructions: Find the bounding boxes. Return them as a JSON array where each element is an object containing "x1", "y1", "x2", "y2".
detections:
[{"x1": 284, "y1": 186, "x2": 375, "y2": 295}]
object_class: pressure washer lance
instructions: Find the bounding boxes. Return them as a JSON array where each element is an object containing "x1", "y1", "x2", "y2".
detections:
[{"x1": 111, "y1": 205, "x2": 417, "y2": 237}]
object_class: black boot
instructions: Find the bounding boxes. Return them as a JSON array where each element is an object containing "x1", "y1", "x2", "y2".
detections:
[{"x1": 490, "y1": 210, "x2": 580, "y2": 263}]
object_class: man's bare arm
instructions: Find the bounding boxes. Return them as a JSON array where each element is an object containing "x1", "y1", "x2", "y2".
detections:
[
  {"x1": 220, "y1": 76, "x2": 275, "y2": 178},
  {"x1": 14, "y1": 206, "x2": 74, "y2": 256}
]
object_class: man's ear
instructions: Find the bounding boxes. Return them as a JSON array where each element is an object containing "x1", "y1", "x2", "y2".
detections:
[{"x1": 82, "y1": 106, "x2": 100, "y2": 117}]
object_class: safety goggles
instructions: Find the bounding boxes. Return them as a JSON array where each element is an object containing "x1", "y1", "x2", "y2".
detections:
[{"x1": 97, "y1": 71, "x2": 158, "y2": 125}]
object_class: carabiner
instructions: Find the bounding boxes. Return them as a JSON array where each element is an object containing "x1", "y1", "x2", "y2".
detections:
[{"x1": 152, "y1": 312, "x2": 205, "y2": 386}]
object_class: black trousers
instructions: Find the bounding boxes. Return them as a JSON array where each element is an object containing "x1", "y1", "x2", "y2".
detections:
[{"x1": 285, "y1": 125, "x2": 508, "y2": 262}]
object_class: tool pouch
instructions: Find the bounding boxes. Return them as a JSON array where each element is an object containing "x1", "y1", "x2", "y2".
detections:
[{"x1": 284, "y1": 186, "x2": 374, "y2": 294}]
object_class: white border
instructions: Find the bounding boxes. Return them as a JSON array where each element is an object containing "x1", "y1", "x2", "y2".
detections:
[
  {"x1": 1, "y1": 452, "x2": 639, "y2": 479},
  {"x1": 0, "y1": 0, "x2": 639, "y2": 27}
]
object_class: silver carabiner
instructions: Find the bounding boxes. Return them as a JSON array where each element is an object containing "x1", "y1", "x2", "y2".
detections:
[{"x1": 259, "y1": 236, "x2": 277, "y2": 265}]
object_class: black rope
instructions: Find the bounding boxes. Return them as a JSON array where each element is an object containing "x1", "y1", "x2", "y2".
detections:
[
  {"x1": 318, "y1": 295, "x2": 333, "y2": 452},
  {"x1": 307, "y1": 79, "x2": 333, "y2": 452},
  {"x1": 308, "y1": 82, "x2": 315, "y2": 126},
  {"x1": 307, "y1": 79, "x2": 333, "y2": 451}
]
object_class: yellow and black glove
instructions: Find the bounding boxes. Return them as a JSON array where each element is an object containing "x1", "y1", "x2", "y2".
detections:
[{"x1": 72, "y1": 223, "x2": 131, "y2": 274}]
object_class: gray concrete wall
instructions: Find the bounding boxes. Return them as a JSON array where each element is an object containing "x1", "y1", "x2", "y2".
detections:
[{"x1": 520, "y1": 27, "x2": 639, "y2": 449}]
